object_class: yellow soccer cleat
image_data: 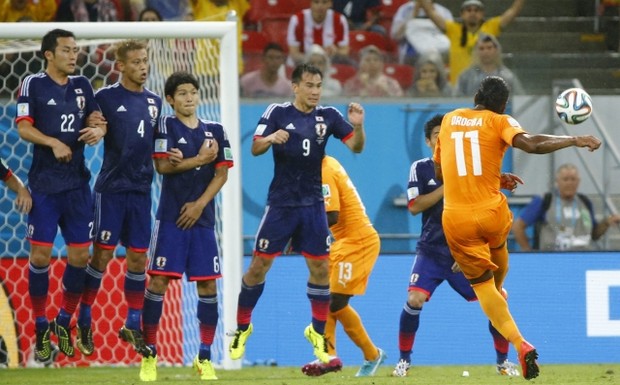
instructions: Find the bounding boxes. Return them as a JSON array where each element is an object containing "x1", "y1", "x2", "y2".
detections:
[
  {"x1": 139, "y1": 355, "x2": 157, "y2": 382},
  {"x1": 193, "y1": 356, "x2": 218, "y2": 380},
  {"x1": 229, "y1": 323, "x2": 253, "y2": 360},
  {"x1": 304, "y1": 324, "x2": 329, "y2": 363}
]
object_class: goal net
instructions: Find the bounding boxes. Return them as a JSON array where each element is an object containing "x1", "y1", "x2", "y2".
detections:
[{"x1": 0, "y1": 21, "x2": 242, "y2": 369}]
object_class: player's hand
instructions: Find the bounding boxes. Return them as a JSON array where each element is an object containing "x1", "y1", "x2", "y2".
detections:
[
  {"x1": 15, "y1": 187, "x2": 32, "y2": 214},
  {"x1": 500, "y1": 172, "x2": 524, "y2": 193},
  {"x1": 269, "y1": 129, "x2": 289, "y2": 145},
  {"x1": 575, "y1": 135, "x2": 602, "y2": 152},
  {"x1": 177, "y1": 201, "x2": 205, "y2": 230},
  {"x1": 451, "y1": 262, "x2": 462, "y2": 273},
  {"x1": 167, "y1": 148, "x2": 184, "y2": 166},
  {"x1": 347, "y1": 102, "x2": 365, "y2": 127},
  {"x1": 87, "y1": 110, "x2": 107, "y2": 128},
  {"x1": 51, "y1": 140, "x2": 72, "y2": 162},
  {"x1": 78, "y1": 126, "x2": 105, "y2": 145},
  {"x1": 196, "y1": 139, "x2": 219, "y2": 165}
]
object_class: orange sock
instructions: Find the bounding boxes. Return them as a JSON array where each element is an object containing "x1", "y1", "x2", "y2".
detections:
[
  {"x1": 324, "y1": 312, "x2": 337, "y2": 356},
  {"x1": 471, "y1": 279, "x2": 524, "y2": 350},
  {"x1": 332, "y1": 305, "x2": 378, "y2": 360}
]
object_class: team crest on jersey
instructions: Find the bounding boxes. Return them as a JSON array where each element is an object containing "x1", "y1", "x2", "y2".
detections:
[
  {"x1": 76, "y1": 95, "x2": 86, "y2": 118},
  {"x1": 315, "y1": 123, "x2": 327, "y2": 144},
  {"x1": 258, "y1": 238, "x2": 269, "y2": 250},
  {"x1": 322, "y1": 183, "x2": 331, "y2": 198},
  {"x1": 148, "y1": 105, "x2": 158, "y2": 122},
  {"x1": 409, "y1": 273, "x2": 419, "y2": 285},
  {"x1": 99, "y1": 230, "x2": 112, "y2": 243},
  {"x1": 155, "y1": 256, "x2": 167, "y2": 268}
]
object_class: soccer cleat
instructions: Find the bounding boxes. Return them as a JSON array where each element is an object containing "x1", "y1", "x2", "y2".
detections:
[
  {"x1": 139, "y1": 354, "x2": 157, "y2": 382},
  {"x1": 34, "y1": 326, "x2": 60, "y2": 365},
  {"x1": 303, "y1": 324, "x2": 330, "y2": 363},
  {"x1": 392, "y1": 359, "x2": 410, "y2": 377},
  {"x1": 497, "y1": 359, "x2": 520, "y2": 376},
  {"x1": 229, "y1": 323, "x2": 253, "y2": 360},
  {"x1": 356, "y1": 347, "x2": 387, "y2": 377},
  {"x1": 193, "y1": 356, "x2": 218, "y2": 380},
  {"x1": 119, "y1": 325, "x2": 152, "y2": 356},
  {"x1": 76, "y1": 325, "x2": 94, "y2": 356},
  {"x1": 50, "y1": 319, "x2": 75, "y2": 357},
  {"x1": 518, "y1": 340, "x2": 539, "y2": 380},
  {"x1": 301, "y1": 356, "x2": 343, "y2": 376}
]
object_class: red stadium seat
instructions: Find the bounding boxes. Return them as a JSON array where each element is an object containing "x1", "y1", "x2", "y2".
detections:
[
  {"x1": 330, "y1": 63, "x2": 357, "y2": 84},
  {"x1": 246, "y1": 0, "x2": 305, "y2": 26},
  {"x1": 383, "y1": 63, "x2": 415, "y2": 90},
  {"x1": 260, "y1": 16, "x2": 291, "y2": 51},
  {"x1": 349, "y1": 31, "x2": 388, "y2": 57},
  {"x1": 381, "y1": 0, "x2": 409, "y2": 18},
  {"x1": 242, "y1": 30, "x2": 270, "y2": 54}
]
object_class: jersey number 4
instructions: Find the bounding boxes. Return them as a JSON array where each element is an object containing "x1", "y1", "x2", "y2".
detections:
[{"x1": 451, "y1": 130, "x2": 482, "y2": 177}]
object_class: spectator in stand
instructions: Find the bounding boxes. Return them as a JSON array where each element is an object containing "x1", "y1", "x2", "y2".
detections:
[
  {"x1": 512, "y1": 163, "x2": 620, "y2": 251},
  {"x1": 418, "y1": 0, "x2": 525, "y2": 85},
  {"x1": 142, "y1": 0, "x2": 189, "y2": 20},
  {"x1": 287, "y1": 0, "x2": 350, "y2": 66},
  {"x1": 189, "y1": 0, "x2": 249, "y2": 74},
  {"x1": 408, "y1": 53, "x2": 452, "y2": 97},
  {"x1": 332, "y1": 0, "x2": 385, "y2": 35},
  {"x1": 0, "y1": 0, "x2": 57, "y2": 21},
  {"x1": 391, "y1": 0, "x2": 453, "y2": 65},
  {"x1": 240, "y1": 43, "x2": 292, "y2": 98},
  {"x1": 343, "y1": 45, "x2": 403, "y2": 97},
  {"x1": 138, "y1": 6, "x2": 162, "y2": 21},
  {"x1": 305, "y1": 44, "x2": 342, "y2": 97},
  {"x1": 455, "y1": 34, "x2": 523, "y2": 97},
  {"x1": 56, "y1": 0, "x2": 132, "y2": 22}
]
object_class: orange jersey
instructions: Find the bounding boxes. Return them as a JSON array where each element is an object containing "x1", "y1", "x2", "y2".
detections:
[
  {"x1": 433, "y1": 108, "x2": 525, "y2": 209},
  {"x1": 322, "y1": 156, "x2": 375, "y2": 240}
]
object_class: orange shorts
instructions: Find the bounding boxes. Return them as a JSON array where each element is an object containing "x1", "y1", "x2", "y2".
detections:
[
  {"x1": 328, "y1": 229, "x2": 380, "y2": 296},
  {"x1": 442, "y1": 197, "x2": 512, "y2": 280}
]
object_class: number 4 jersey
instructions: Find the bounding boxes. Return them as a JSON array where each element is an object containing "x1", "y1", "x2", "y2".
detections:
[
  {"x1": 433, "y1": 108, "x2": 525, "y2": 209},
  {"x1": 15, "y1": 73, "x2": 99, "y2": 193}
]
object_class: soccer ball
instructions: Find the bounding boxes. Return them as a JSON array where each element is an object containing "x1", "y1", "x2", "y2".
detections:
[{"x1": 555, "y1": 87, "x2": 593, "y2": 124}]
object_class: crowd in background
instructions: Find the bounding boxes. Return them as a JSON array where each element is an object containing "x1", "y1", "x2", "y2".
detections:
[{"x1": 1, "y1": 0, "x2": 616, "y2": 99}]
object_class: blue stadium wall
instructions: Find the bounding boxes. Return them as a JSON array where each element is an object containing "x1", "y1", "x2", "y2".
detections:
[{"x1": 239, "y1": 252, "x2": 620, "y2": 367}]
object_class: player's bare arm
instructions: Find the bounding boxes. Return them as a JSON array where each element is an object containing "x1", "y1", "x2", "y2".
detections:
[
  {"x1": 408, "y1": 186, "x2": 444, "y2": 215},
  {"x1": 418, "y1": 0, "x2": 446, "y2": 31},
  {"x1": 155, "y1": 140, "x2": 219, "y2": 174},
  {"x1": 344, "y1": 102, "x2": 365, "y2": 153},
  {"x1": 177, "y1": 165, "x2": 229, "y2": 230},
  {"x1": 499, "y1": 0, "x2": 526, "y2": 29},
  {"x1": 5, "y1": 174, "x2": 32, "y2": 213},
  {"x1": 251, "y1": 129, "x2": 289, "y2": 156},
  {"x1": 17, "y1": 120, "x2": 72, "y2": 163},
  {"x1": 78, "y1": 110, "x2": 108, "y2": 145},
  {"x1": 512, "y1": 133, "x2": 601, "y2": 154}
]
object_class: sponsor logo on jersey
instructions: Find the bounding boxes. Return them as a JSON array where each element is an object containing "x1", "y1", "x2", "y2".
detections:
[
  {"x1": 285, "y1": 123, "x2": 295, "y2": 130},
  {"x1": 178, "y1": 137, "x2": 187, "y2": 144},
  {"x1": 116, "y1": 105, "x2": 127, "y2": 112},
  {"x1": 428, "y1": 179, "x2": 437, "y2": 186},
  {"x1": 47, "y1": 99, "x2": 56, "y2": 105}
]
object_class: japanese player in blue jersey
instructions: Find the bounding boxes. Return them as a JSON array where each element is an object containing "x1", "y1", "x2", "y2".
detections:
[
  {"x1": 228, "y1": 63, "x2": 366, "y2": 366},
  {"x1": 138, "y1": 71, "x2": 232, "y2": 382},
  {"x1": 392, "y1": 114, "x2": 519, "y2": 377},
  {"x1": 15, "y1": 29, "x2": 106, "y2": 363},
  {"x1": 0, "y1": 157, "x2": 32, "y2": 213},
  {"x1": 74, "y1": 40, "x2": 162, "y2": 357}
]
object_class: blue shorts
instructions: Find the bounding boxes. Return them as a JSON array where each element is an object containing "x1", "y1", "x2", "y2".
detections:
[
  {"x1": 254, "y1": 202, "x2": 330, "y2": 259},
  {"x1": 94, "y1": 191, "x2": 151, "y2": 252},
  {"x1": 408, "y1": 251, "x2": 476, "y2": 302},
  {"x1": 28, "y1": 185, "x2": 93, "y2": 247},
  {"x1": 148, "y1": 220, "x2": 222, "y2": 281}
]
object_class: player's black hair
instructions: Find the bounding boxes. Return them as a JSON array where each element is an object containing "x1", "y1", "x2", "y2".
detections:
[
  {"x1": 291, "y1": 63, "x2": 323, "y2": 84},
  {"x1": 40, "y1": 29, "x2": 75, "y2": 57},
  {"x1": 474, "y1": 76, "x2": 509, "y2": 114},
  {"x1": 164, "y1": 71, "x2": 199, "y2": 98},
  {"x1": 424, "y1": 114, "x2": 445, "y2": 139},
  {"x1": 138, "y1": 7, "x2": 163, "y2": 21},
  {"x1": 263, "y1": 42, "x2": 285, "y2": 55}
]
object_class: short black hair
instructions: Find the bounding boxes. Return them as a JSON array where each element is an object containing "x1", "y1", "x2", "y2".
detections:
[
  {"x1": 165, "y1": 71, "x2": 199, "y2": 98},
  {"x1": 41, "y1": 29, "x2": 75, "y2": 57},
  {"x1": 474, "y1": 76, "x2": 509, "y2": 114},
  {"x1": 291, "y1": 63, "x2": 322, "y2": 84},
  {"x1": 263, "y1": 42, "x2": 284, "y2": 55},
  {"x1": 138, "y1": 7, "x2": 163, "y2": 21},
  {"x1": 424, "y1": 114, "x2": 444, "y2": 139}
]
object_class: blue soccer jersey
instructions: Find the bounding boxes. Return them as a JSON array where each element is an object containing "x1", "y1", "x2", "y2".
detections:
[
  {"x1": 153, "y1": 116, "x2": 233, "y2": 228},
  {"x1": 253, "y1": 102, "x2": 354, "y2": 207},
  {"x1": 94, "y1": 83, "x2": 162, "y2": 193},
  {"x1": 15, "y1": 73, "x2": 99, "y2": 194},
  {"x1": 0, "y1": 157, "x2": 12, "y2": 181},
  {"x1": 407, "y1": 157, "x2": 452, "y2": 261}
]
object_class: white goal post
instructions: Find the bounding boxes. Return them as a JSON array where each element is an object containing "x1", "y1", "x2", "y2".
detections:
[{"x1": 0, "y1": 21, "x2": 242, "y2": 369}]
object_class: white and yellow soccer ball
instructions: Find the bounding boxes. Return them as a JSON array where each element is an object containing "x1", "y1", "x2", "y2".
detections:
[{"x1": 555, "y1": 87, "x2": 593, "y2": 124}]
